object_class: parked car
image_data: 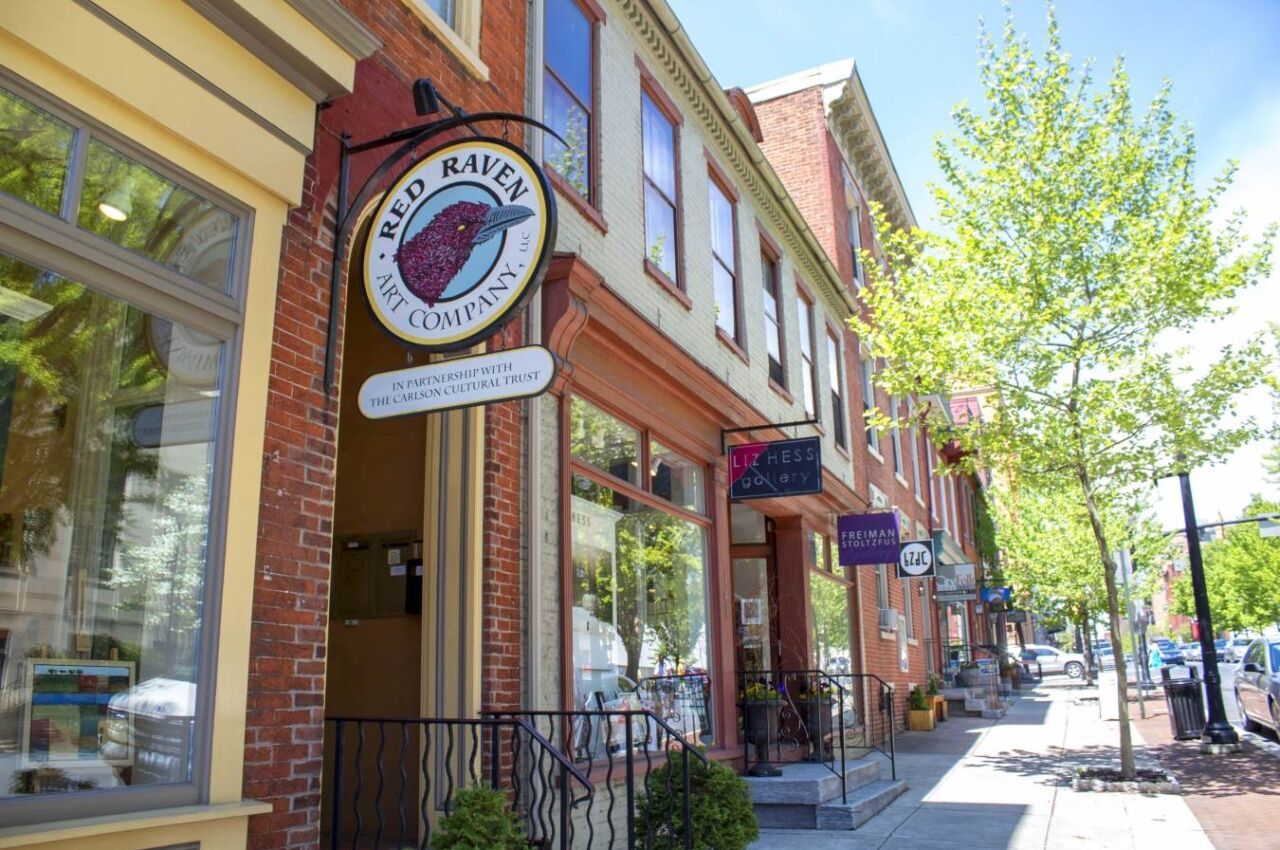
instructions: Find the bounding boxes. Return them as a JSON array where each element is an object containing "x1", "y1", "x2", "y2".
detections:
[
  {"x1": 1223, "y1": 637, "x2": 1253, "y2": 663},
  {"x1": 1149, "y1": 638, "x2": 1186, "y2": 667},
  {"x1": 1233, "y1": 637, "x2": 1280, "y2": 736},
  {"x1": 1180, "y1": 642, "x2": 1202, "y2": 662},
  {"x1": 1015, "y1": 644, "x2": 1087, "y2": 678}
]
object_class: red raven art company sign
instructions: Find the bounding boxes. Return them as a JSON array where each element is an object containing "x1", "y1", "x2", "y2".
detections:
[{"x1": 363, "y1": 137, "x2": 556, "y2": 350}]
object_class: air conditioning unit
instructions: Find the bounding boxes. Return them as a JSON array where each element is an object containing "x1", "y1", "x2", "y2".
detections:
[{"x1": 879, "y1": 608, "x2": 899, "y2": 632}]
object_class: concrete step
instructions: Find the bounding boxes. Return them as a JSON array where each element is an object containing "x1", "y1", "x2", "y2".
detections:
[
  {"x1": 981, "y1": 707, "x2": 1006, "y2": 719},
  {"x1": 743, "y1": 756, "x2": 882, "y2": 807},
  {"x1": 814, "y1": 780, "x2": 909, "y2": 830}
]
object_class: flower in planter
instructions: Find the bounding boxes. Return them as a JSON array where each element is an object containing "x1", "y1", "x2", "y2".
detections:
[{"x1": 739, "y1": 680, "x2": 784, "y2": 703}]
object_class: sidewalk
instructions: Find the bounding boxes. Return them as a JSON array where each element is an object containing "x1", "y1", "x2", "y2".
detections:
[
  {"x1": 750, "y1": 680, "x2": 1214, "y2": 850},
  {"x1": 1132, "y1": 696, "x2": 1279, "y2": 850}
]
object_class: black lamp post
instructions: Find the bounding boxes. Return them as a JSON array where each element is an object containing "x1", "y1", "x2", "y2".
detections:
[{"x1": 1177, "y1": 465, "x2": 1241, "y2": 753}]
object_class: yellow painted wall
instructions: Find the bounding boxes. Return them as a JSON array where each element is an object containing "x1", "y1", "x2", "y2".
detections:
[{"x1": 0, "y1": 1, "x2": 363, "y2": 847}]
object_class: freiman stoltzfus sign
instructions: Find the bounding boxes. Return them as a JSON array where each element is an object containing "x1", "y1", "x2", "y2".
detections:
[
  {"x1": 837, "y1": 511, "x2": 900, "y2": 566},
  {"x1": 363, "y1": 137, "x2": 556, "y2": 351}
]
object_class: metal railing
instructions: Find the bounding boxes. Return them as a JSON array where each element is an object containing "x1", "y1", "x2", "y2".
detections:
[
  {"x1": 323, "y1": 715, "x2": 592, "y2": 850},
  {"x1": 736, "y1": 670, "x2": 896, "y2": 793},
  {"x1": 939, "y1": 643, "x2": 1007, "y2": 706},
  {"x1": 486, "y1": 707, "x2": 709, "y2": 850}
]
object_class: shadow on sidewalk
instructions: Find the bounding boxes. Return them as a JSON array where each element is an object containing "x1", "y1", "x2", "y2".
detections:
[{"x1": 967, "y1": 743, "x2": 1143, "y2": 786}]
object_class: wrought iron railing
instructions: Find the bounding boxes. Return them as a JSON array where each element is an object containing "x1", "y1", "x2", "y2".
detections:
[
  {"x1": 736, "y1": 669, "x2": 896, "y2": 796},
  {"x1": 486, "y1": 707, "x2": 709, "y2": 850},
  {"x1": 323, "y1": 715, "x2": 592, "y2": 850}
]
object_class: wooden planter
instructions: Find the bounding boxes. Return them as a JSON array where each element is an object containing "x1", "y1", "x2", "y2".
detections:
[
  {"x1": 930, "y1": 694, "x2": 948, "y2": 721},
  {"x1": 908, "y1": 707, "x2": 936, "y2": 731}
]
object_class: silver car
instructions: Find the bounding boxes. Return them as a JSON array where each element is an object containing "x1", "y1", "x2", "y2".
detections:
[
  {"x1": 1016, "y1": 644, "x2": 1087, "y2": 678},
  {"x1": 1234, "y1": 638, "x2": 1280, "y2": 735}
]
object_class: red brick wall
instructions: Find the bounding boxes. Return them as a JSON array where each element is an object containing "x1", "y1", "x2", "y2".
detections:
[{"x1": 243, "y1": 2, "x2": 529, "y2": 848}]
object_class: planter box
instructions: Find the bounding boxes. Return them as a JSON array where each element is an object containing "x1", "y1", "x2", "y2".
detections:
[
  {"x1": 930, "y1": 694, "x2": 948, "y2": 721},
  {"x1": 908, "y1": 707, "x2": 936, "y2": 731}
]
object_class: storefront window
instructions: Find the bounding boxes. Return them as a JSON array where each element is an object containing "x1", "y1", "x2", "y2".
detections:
[
  {"x1": 568, "y1": 396, "x2": 712, "y2": 749},
  {"x1": 0, "y1": 251, "x2": 222, "y2": 801},
  {"x1": 809, "y1": 572, "x2": 852, "y2": 674},
  {"x1": 0, "y1": 87, "x2": 75, "y2": 215}
]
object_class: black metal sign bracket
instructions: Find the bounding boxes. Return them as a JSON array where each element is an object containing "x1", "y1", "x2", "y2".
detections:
[
  {"x1": 720, "y1": 418, "x2": 819, "y2": 455},
  {"x1": 321, "y1": 79, "x2": 565, "y2": 393}
]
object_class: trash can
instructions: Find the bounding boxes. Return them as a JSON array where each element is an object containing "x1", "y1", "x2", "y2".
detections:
[{"x1": 1161, "y1": 666, "x2": 1205, "y2": 741}]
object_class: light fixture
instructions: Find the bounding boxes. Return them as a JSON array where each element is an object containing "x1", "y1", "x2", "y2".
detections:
[{"x1": 98, "y1": 175, "x2": 136, "y2": 222}]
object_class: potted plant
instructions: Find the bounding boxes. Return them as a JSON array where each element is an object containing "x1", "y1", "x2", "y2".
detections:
[
  {"x1": 739, "y1": 680, "x2": 784, "y2": 776},
  {"x1": 926, "y1": 673, "x2": 948, "y2": 722},
  {"x1": 907, "y1": 685, "x2": 936, "y2": 731},
  {"x1": 797, "y1": 679, "x2": 836, "y2": 761},
  {"x1": 432, "y1": 784, "x2": 531, "y2": 850},
  {"x1": 959, "y1": 662, "x2": 983, "y2": 688},
  {"x1": 638, "y1": 748, "x2": 759, "y2": 850}
]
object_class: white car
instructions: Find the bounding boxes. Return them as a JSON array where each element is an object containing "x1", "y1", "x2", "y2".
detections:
[{"x1": 1015, "y1": 644, "x2": 1087, "y2": 678}]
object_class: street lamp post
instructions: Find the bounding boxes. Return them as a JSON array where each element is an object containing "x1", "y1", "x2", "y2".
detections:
[{"x1": 1177, "y1": 468, "x2": 1241, "y2": 754}]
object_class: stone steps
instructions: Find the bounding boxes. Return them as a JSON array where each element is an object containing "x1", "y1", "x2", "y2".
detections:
[{"x1": 746, "y1": 755, "x2": 905, "y2": 831}]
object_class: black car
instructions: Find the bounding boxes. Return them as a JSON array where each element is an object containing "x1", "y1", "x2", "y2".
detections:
[{"x1": 1235, "y1": 638, "x2": 1280, "y2": 735}]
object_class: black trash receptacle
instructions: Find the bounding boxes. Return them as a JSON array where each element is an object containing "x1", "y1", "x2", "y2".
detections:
[{"x1": 1161, "y1": 666, "x2": 1206, "y2": 741}]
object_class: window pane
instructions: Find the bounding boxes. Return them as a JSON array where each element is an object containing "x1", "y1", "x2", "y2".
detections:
[
  {"x1": 643, "y1": 183, "x2": 677, "y2": 281},
  {"x1": 730, "y1": 502, "x2": 766, "y2": 544},
  {"x1": 546, "y1": 0, "x2": 591, "y2": 104},
  {"x1": 0, "y1": 86, "x2": 75, "y2": 215},
  {"x1": 708, "y1": 183, "x2": 734, "y2": 266},
  {"x1": 570, "y1": 482, "x2": 712, "y2": 748},
  {"x1": 650, "y1": 440, "x2": 705, "y2": 514},
  {"x1": 0, "y1": 252, "x2": 222, "y2": 800},
  {"x1": 641, "y1": 95, "x2": 676, "y2": 197},
  {"x1": 762, "y1": 258, "x2": 783, "y2": 385},
  {"x1": 569, "y1": 397, "x2": 639, "y2": 485},
  {"x1": 810, "y1": 572, "x2": 851, "y2": 673},
  {"x1": 543, "y1": 76, "x2": 591, "y2": 199},
  {"x1": 713, "y1": 260, "x2": 736, "y2": 338},
  {"x1": 78, "y1": 139, "x2": 237, "y2": 294},
  {"x1": 428, "y1": 0, "x2": 456, "y2": 27}
]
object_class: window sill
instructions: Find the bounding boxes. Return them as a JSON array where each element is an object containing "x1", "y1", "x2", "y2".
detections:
[
  {"x1": 548, "y1": 168, "x2": 607, "y2": 235},
  {"x1": 644, "y1": 259, "x2": 691, "y2": 309},
  {"x1": 716, "y1": 327, "x2": 749, "y2": 365},
  {"x1": 768, "y1": 379, "x2": 793, "y2": 404},
  {"x1": 880, "y1": 631, "x2": 895, "y2": 641},
  {"x1": 908, "y1": 638, "x2": 919, "y2": 647},
  {"x1": 0, "y1": 800, "x2": 273, "y2": 848},
  {"x1": 401, "y1": 0, "x2": 489, "y2": 82},
  {"x1": 867, "y1": 445, "x2": 884, "y2": 464},
  {"x1": 915, "y1": 495, "x2": 927, "y2": 509},
  {"x1": 834, "y1": 440, "x2": 851, "y2": 461},
  {"x1": 895, "y1": 473, "x2": 909, "y2": 488}
]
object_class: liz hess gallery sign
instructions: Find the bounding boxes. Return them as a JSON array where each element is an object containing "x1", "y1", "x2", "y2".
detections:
[
  {"x1": 729, "y1": 437, "x2": 822, "y2": 500},
  {"x1": 358, "y1": 346, "x2": 555, "y2": 419},
  {"x1": 364, "y1": 137, "x2": 555, "y2": 351}
]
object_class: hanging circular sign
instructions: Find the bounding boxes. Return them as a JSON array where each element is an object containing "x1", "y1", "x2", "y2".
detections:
[
  {"x1": 897, "y1": 540, "x2": 936, "y2": 578},
  {"x1": 362, "y1": 137, "x2": 556, "y2": 351}
]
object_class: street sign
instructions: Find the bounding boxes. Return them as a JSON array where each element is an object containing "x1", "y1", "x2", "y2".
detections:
[
  {"x1": 837, "y1": 511, "x2": 900, "y2": 565},
  {"x1": 896, "y1": 540, "x2": 936, "y2": 579},
  {"x1": 729, "y1": 437, "x2": 822, "y2": 500}
]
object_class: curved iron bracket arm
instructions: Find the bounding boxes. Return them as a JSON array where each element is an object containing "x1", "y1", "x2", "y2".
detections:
[{"x1": 321, "y1": 96, "x2": 565, "y2": 393}]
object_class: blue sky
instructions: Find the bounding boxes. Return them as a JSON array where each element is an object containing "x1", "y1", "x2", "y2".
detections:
[{"x1": 671, "y1": 0, "x2": 1280, "y2": 531}]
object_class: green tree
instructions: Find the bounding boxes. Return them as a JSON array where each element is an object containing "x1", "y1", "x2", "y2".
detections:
[
  {"x1": 1172, "y1": 496, "x2": 1280, "y2": 632},
  {"x1": 854, "y1": 8, "x2": 1274, "y2": 777}
]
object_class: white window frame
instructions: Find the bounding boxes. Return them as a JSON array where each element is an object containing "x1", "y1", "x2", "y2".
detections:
[
  {"x1": 861, "y1": 353, "x2": 880, "y2": 457},
  {"x1": 403, "y1": 0, "x2": 489, "y2": 82},
  {"x1": 889, "y1": 394, "x2": 904, "y2": 479}
]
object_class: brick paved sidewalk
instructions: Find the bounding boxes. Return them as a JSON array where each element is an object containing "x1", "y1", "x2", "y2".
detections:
[{"x1": 1133, "y1": 703, "x2": 1280, "y2": 850}]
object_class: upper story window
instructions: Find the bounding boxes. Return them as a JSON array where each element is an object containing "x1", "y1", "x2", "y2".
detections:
[
  {"x1": 796, "y1": 290, "x2": 816, "y2": 418},
  {"x1": 641, "y1": 90, "x2": 680, "y2": 286},
  {"x1": 708, "y1": 176, "x2": 739, "y2": 343},
  {"x1": 543, "y1": 0, "x2": 597, "y2": 203},
  {"x1": 761, "y1": 250, "x2": 784, "y2": 387},
  {"x1": 826, "y1": 330, "x2": 846, "y2": 449},
  {"x1": 908, "y1": 399, "x2": 923, "y2": 497},
  {"x1": 930, "y1": 446, "x2": 941, "y2": 522},
  {"x1": 843, "y1": 165, "x2": 863, "y2": 287},
  {"x1": 889, "y1": 394, "x2": 904, "y2": 477},
  {"x1": 404, "y1": 0, "x2": 487, "y2": 80},
  {"x1": 860, "y1": 354, "x2": 880, "y2": 455},
  {"x1": 0, "y1": 78, "x2": 245, "y2": 824}
]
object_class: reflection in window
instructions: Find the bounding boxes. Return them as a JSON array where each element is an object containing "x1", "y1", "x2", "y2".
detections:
[
  {"x1": 796, "y1": 293, "x2": 815, "y2": 417},
  {"x1": 809, "y1": 572, "x2": 851, "y2": 674},
  {"x1": 569, "y1": 480, "x2": 712, "y2": 744},
  {"x1": 428, "y1": 0, "x2": 457, "y2": 27},
  {"x1": 0, "y1": 252, "x2": 221, "y2": 800},
  {"x1": 544, "y1": 0, "x2": 593, "y2": 200},
  {"x1": 649, "y1": 441, "x2": 704, "y2": 513},
  {"x1": 78, "y1": 139, "x2": 237, "y2": 293},
  {"x1": 709, "y1": 180, "x2": 737, "y2": 340},
  {"x1": 0, "y1": 86, "x2": 75, "y2": 215},
  {"x1": 569, "y1": 397, "x2": 639, "y2": 485},
  {"x1": 642, "y1": 93, "x2": 678, "y2": 283},
  {"x1": 762, "y1": 254, "x2": 784, "y2": 386}
]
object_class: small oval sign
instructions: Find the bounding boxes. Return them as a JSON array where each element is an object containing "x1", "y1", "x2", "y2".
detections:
[{"x1": 358, "y1": 345, "x2": 556, "y2": 419}]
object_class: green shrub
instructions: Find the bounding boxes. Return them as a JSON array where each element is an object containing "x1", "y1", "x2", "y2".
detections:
[
  {"x1": 431, "y1": 784, "x2": 530, "y2": 850},
  {"x1": 637, "y1": 749, "x2": 758, "y2": 850},
  {"x1": 909, "y1": 685, "x2": 929, "y2": 711}
]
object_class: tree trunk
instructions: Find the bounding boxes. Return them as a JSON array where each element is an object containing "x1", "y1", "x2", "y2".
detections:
[
  {"x1": 1080, "y1": 614, "x2": 1095, "y2": 683},
  {"x1": 1076, "y1": 469, "x2": 1136, "y2": 780}
]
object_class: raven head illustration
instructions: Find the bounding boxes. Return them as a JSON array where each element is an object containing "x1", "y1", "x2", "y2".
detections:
[{"x1": 395, "y1": 201, "x2": 534, "y2": 307}]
